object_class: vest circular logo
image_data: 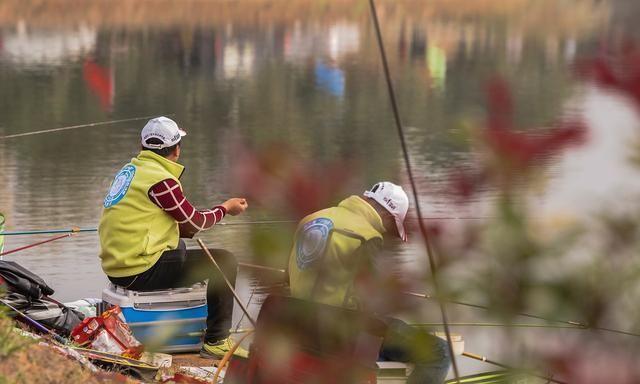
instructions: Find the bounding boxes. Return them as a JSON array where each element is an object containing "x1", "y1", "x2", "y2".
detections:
[
  {"x1": 104, "y1": 165, "x2": 136, "y2": 208},
  {"x1": 296, "y1": 218, "x2": 333, "y2": 270}
]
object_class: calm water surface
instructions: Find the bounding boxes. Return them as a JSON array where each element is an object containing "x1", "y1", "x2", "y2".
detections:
[{"x1": 1, "y1": 0, "x2": 639, "y2": 377}]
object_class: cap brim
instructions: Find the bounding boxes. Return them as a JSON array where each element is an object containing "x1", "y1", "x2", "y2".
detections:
[
  {"x1": 395, "y1": 216, "x2": 407, "y2": 242},
  {"x1": 178, "y1": 128, "x2": 187, "y2": 137}
]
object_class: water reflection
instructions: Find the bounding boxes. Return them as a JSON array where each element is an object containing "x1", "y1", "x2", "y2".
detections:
[
  {"x1": 0, "y1": 22, "x2": 95, "y2": 67},
  {"x1": 83, "y1": 59, "x2": 114, "y2": 111},
  {"x1": 315, "y1": 61, "x2": 345, "y2": 98},
  {"x1": 0, "y1": 0, "x2": 634, "y2": 379}
]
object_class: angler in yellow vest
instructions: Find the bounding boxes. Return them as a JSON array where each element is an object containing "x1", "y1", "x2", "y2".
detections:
[
  {"x1": 288, "y1": 182, "x2": 451, "y2": 384},
  {"x1": 99, "y1": 116, "x2": 249, "y2": 359}
]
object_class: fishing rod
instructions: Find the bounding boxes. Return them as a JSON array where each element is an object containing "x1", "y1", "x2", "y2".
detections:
[
  {"x1": 404, "y1": 291, "x2": 640, "y2": 338},
  {"x1": 197, "y1": 238, "x2": 257, "y2": 327},
  {"x1": 5, "y1": 231, "x2": 635, "y2": 337},
  {"x1": 0, "y1": 228, "x2": 97, "y2": 236},
  {"x1": 412, "y1": 322, "x2": 583, "y2": 330},
  {"x1": 368, "y1": 0, "x2": 461, "y2": 380},
  {"x1": 0, "y1": 232, "x2": 282, "y2": 274},
  {"x1": 0, "y1": 115, "x2": 164, "y2": 140},
  {"x1": 238, "y1": 262, "x2": 285, "y2": 274},
  {"x1": 0, "y1": 223, "x2": 278, "y2": 236},
  {"x1": 221, "y1": 218, "x2": 489, "y2": 224},
  {"x1": 0, "y1": 298, "x2": 68, "y2": 345},
  {"x1": 0, "y1": 217, "x2": 491, "y2": 237},
  {"x1": 229, "y1": 328, "x2": 254, "y2": 334},
  {"x1": 0, "y1": 227, "x2": 283, "y2": 273},
  {"x1": 462, "y1": 351, "x2": 567, "y2": 384},
  {"x1": 0, "y1": 233, "x2": 75, "y2": 257},
  {"x1": 0, "y1": 221, "x2": 294, "y2": 236}
]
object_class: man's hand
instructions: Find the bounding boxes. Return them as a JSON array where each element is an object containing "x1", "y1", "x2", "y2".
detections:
[{"x1": 221, "y1": 198, "x2": 248, "y2": 216}]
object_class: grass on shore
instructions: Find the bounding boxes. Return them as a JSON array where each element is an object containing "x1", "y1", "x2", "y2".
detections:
[{"x1": 0, "y1": 310, "x2": 136, "y2": 384}]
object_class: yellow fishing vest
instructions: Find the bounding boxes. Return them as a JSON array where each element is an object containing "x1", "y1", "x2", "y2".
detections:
[
  {"x1": 99, "y1": 150, "x2": 184, "y2": 278},
  {"x1": 288, "y1": 196, "x2": 385, "y2": 309}
]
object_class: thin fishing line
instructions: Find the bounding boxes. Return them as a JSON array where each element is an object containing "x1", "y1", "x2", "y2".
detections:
[
  {"x1": 405, "y1": 291, "x2": 640, "y2": 338},
  {"x1": 219, "y1": 220, "x2": 296, "y2": 226},
  {"x1": 234, "y1": 282, "x2": 256, "y2": 333},
  {"x1": 462, "y1": 351, "x2": 567, "y2": 384},
  {"x1": 367, "y1": 0, "x2": 461, "y2": 380},
  {"x1": 0, "y1": 114, "x2": 164, "y2": 139}
]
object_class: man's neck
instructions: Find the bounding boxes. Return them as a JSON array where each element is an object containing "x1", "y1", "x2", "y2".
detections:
[{"x1": 363, "y1": 197, "x2": 387, "y2": 218}]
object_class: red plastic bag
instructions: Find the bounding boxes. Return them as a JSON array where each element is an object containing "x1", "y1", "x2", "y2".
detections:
[{"x1": 71, "y1": 305, "x2": 143, "y2": 359}]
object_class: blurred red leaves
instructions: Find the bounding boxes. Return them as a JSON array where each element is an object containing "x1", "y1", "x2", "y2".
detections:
[
  {"x1": 450, "y1": 78, "x2": 586, "y2": 201},
  {"x1": 449, "y1": 168, "x2": 488, "y2": 201},
  {"x1": 484, "y1": 78, "x2": 586, "y2": 168},
  {"x1": 576, "y1": 45, "x2": 640, "y2": 109},
  {"x1": 162, "y1": 373, "x2": 210, "y2": 384},
  {"x1": 544, "y1": 345, "x2": 640, "y2": 384},
  {"x1": 230, "y1": 142, "x2": 355, "y2": 220}
]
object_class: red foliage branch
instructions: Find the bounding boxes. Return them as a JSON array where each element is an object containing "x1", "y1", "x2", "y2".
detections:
[
  {"x1": 450, "y1": 77, "x2": 586, "y2": 200},
  {"x1": 576, "y1": 45, "x2": 640, "y2": 109}
]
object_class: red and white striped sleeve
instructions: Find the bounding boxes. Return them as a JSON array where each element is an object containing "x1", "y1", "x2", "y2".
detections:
[{"x1": 148, "y1": 179, "x2": 226, "y2": 238}]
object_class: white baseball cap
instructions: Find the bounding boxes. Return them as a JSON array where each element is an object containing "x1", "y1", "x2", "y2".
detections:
[
  {"x1": 363, "y1": 181, "x2": 409, "y2": 241},
  {"x1": 141, "y1": 116, "x2": 187, "y2": 149}
]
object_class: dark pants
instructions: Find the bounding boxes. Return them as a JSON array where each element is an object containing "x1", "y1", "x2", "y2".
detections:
[
  {"x1": 379, "y1": 318, "x2": 451, "y2": 384},
  {"x1": 109, "y1": 240, "x2": 237, "y2": 343}
]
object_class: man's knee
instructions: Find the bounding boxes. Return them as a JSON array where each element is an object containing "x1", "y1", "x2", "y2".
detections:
[
  {"x1": 210, "y1": 249, "x2": 238, "y2": 277},
  {"x1": 411, "y1": 330, "x2": 451, "y2": 367},
  {"x1": 407, "y1": 334, "x2": 451, "y2": 384},
  {"x1": 432, "y1": 335, "x2": 451, "y2": 366}
]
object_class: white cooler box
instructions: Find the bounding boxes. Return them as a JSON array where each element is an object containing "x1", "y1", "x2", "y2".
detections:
[{"x1": 102, "y1": 282, "x2": 208, "y2": 353}]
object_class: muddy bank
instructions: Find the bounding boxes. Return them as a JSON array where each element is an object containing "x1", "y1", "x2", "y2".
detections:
[{"x1": 0, "y1": 315, "x2": 136, "y2": 384}]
